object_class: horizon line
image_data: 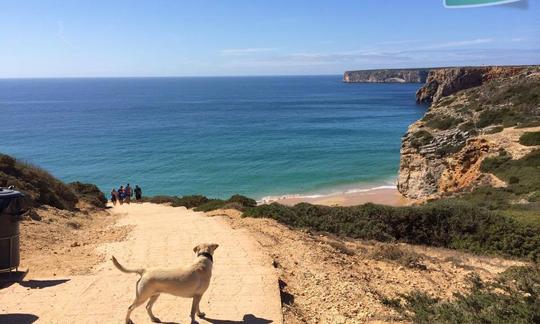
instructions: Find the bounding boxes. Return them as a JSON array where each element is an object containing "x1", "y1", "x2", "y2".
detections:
[
  {"x1": 2, "y1": 63, "x2": 539, "y2": 80},
  {"x1": 0, "y1": 73, "x2": 343, "y2": 80}
]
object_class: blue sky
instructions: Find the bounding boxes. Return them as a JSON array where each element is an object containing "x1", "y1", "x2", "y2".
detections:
[{"x1": 1, "y1": 0, "x2": 539, "y2": 77}]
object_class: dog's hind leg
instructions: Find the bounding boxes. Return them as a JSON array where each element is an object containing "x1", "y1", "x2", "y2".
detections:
[
  {"x1": 125, "y1": 295, "x2": 148, "y2": 324},
  {"x1": 146, "y1": 294, "x2": 161, "y2": 323}
]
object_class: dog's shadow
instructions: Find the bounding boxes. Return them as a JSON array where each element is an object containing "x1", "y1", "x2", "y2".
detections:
[
  {"x1": 19, "y1": 279, "x2": 70, "y2": 289},
  {"x1": 201, "y1": 314, "x2": 273, "y2": 324},
  {"x1": 0, "y1": 313, "x2": 39, "y2": 324}
]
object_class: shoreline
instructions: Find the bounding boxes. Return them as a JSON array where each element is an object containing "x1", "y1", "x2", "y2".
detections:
[{"x1": 258, "y1": 185, "x2": 411, "y2": 207}]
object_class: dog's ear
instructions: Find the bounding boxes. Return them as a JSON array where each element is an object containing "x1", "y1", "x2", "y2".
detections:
[
  {"x1": 193, "y1": 245, "x2": 200, "y2": 254},
  {"x1": 209, "y1": 243, "x2": 219, "y2": 252}
]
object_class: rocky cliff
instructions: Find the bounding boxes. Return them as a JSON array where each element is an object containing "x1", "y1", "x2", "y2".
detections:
[
  {"x1": 398, "y1": 67, "x2": 540, "y2": 200},
  {"x1": 343, "y1": 69, "x2": 429, "y2": 83},
  {"x1": 416, "y1": 66, "x2": 528, "y2": 104}
]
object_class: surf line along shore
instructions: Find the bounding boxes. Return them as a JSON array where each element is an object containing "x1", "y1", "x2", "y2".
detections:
[
  {"x1": 260, "y1": 186, "x2": 410, "y2": 207},
  {"x1": 0, "y1": 203, "x2": 283, "y2": 324}
]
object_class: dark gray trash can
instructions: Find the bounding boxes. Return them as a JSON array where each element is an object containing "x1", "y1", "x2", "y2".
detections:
[{"x1": 0, "y1": 187, "x2": 24, "y2": 272}]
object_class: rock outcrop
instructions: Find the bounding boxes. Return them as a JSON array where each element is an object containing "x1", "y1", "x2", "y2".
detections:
[
  {"x1": 343, "y1": 69, "x2": 429, "y2": 83},
  {"x1": 398, "y1": 67, "x2": 540, "y2": 200},
  {"x1": 416, "y1": 66, "x2": 528, "y2": 104}
]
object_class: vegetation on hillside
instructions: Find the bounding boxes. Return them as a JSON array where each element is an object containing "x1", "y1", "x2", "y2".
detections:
[
  {"x1": 142, "y1": 194, "x2": 256, "y2": 212},
  {"x1": 468, "y1": 74, "x2": 540, "y2": 128},
  {"x1": 0, "y1": 154, "x2": 106, "y2": 210},
  {"x1": 519, "y1": 131, "x2": 540, "y2": 146},
  {"x1": 383, "y1": 265, "x2": 540, "y2": 323},
  {"x1": 244, "y1": 200, "x2": 540, "y2": 261},
  {"x1": 419, "y1": 72, "x2": 540, "y2": 135},
  {"x1": 68, "y1": 182, "x2": 108, "y2": 208}
]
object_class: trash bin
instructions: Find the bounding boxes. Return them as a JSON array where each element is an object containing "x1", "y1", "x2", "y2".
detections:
[{"x1": 0, "y1": 187, "x2": 24, "y2": 272}]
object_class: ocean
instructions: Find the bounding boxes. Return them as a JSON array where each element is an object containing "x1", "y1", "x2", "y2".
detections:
[{"x1": 0, "y1": 76, "x2": 426, "y2": 200}]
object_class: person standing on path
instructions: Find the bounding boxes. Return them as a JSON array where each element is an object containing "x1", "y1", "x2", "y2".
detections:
[
  {"x1": 118, "y1": 186, "x2": 125, "y2": 205},
  {"x1": 111, "y1": 188, "x2": 118, "y2": 206},
  {"x1": 125, "y1": 183, "x2": 132, "y2": 204},
  {"x1": 134, "y1": 185, "x2": 142, "y2": 202}
]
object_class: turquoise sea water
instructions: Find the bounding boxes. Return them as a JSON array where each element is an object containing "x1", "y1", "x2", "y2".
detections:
[{"x1": 0, "y1": 76, "x2": 426, "y2": 199}]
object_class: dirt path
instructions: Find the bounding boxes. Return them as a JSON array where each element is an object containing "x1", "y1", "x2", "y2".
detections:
[{"x1": 0, "y1": 203, "x2": 283, "y2": 324}]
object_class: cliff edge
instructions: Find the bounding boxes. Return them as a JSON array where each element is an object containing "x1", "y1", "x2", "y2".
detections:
[
  {"x1": 398, "y1": 67, "x2": 540, "y2": 200},
  {"x1": 415, "y1": 66, "x2": 529, "y2": 104},
  {"x1": 343, "y1": 69, "x2": 429, "y2": 83}
]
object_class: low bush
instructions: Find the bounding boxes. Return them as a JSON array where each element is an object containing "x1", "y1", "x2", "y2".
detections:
[
  {"x1": 484, "y1": 125, "x2": 504, "y2": 134},
  {"x1": 425, "y1": 116, "x2": 463, "y2": 130},
  {"x1": 145, "y1": 193, "x2": 256, "y2": 212},
  {"x1": 172, "y1": 195, "x2": 209, "y2": 209},
  {"x1": 477, "y1": 110, "x2": 505, "y2": 128},
  {"x1": 194, "y1": 199, "x2": 226, "y2": 212},
  {"x1": 141, "y1": 195, "x2": 180, "y2": 205},
  {"x1": 480, "y1": 151, "x2": 511, "y2": 172},
  {"x1": 371, "y1": 244, "x2": 426, "y2": 270},
  {"x1": 0, "y1": 154, "x2": 78, "y2": 210},
  {"x1": 68, "y1": 182, "x2": 107, "y2": 208},
  {"x1": 519, "y1": 131, "x2": 540, "y2": 146},
  {"x1": 227, "y1": 194, "x2": 257, "y2": 208},
  {"x1": 410, "y1": 130, "x2": 433, "y2": 148},
  {"x1": 458, "y1": 122, "x2": 475, "y2": 132},
  {"x1": 481, "y1": 149, "x2": 539, "y2": 198},
  {"x1": 193, "y1": 194, "x2": 257, "y2": 212},
  {"x1": 244, "y1": 200, "x2": 540, "y2": 260},
  {"x1": 386, "y1": 265, "x2": 540, "y2": 323},
  {"x1": 516, "y1": 120, "x2": 540, "y2": 129}
]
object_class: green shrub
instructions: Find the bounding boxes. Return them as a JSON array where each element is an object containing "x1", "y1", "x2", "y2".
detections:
[
  {"x1": 425, "y1": 116, "x2": 463, "y2": 130},
  {"x1": 227, "y1": 194, "x2": 257, "y2": 207},
  {"x1": 480, "y1": 153, "x2": 511, "y2": 172},
  {"x1": 172, "y1": 195, "x2": 209, "y2": 208},
  {"x1": 516, "y1": 121, "x2": 540, "y2": 129},
  {"x1": 484, "y1": 125, "x2": 504, "y2": 134},
  {"x1": 371, "y1": 244, "x2": 426, "y2": 270},
  {"x1": 142, "y1": 195, "x2": 180, "y2": 204},
  {"x1": 221, "y1": 202, "x2": 247, "y2": 211},
  {"x1": 145, "y1": 193, "x2": 257, "y2": 212},
  {"x1": 244, "y1": 200, "x2": 540, "y2": 260},
  {"x1": 477, "y1": 110, "x2": 504, "y2": 128},
  {"x1": 509, "y1": 176, "x2": 520, "y2": 184},
  {"x1": 410, "y1": 130, "x2": 433, "y2": 148},
  {"x1": 389, "y1": 265, "x2": 540, "y2": 323},
  {"x1": 0, "y1": 154, "x2": 79, "y2": 210},
  {"x1": 481, "y1": 149, "x2": 540, "y2": 198},
  {"x1": 519, "y1": 132, "x2": 540, "y2": 146},
  {"x1": 68, "y1": 182, "x2": 107, "y2": 208},
  {"x1": 194, "y1": 199, "x2": 226, "y2": 212},
  {"x1": 458, "y1": 122, "x2": 475, "y2": 132}
]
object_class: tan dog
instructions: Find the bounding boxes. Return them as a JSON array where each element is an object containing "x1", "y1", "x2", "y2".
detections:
[{"x1": 112, "y1": 243, "x2": 219, "y2": 324}]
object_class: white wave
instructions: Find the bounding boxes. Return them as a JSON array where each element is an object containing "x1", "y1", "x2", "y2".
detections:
[{"x1": 257, "y1": 183, "x2": 397, "y2": 205}]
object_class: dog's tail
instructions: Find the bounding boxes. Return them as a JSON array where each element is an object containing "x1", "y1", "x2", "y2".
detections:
[{"x1": 111, "y1": 256, "x2": 144, "y2": 275}]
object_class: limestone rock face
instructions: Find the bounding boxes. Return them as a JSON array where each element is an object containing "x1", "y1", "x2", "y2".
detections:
[
  {"x1": 343, "y1": 69, "x2": 429, "y2": 83},
  {"x1": 415, "y1": 66, "x2": 527, "y2": 104},
  {"x1": 398, "y1": 67, "x2": 540, "y2": 200}
]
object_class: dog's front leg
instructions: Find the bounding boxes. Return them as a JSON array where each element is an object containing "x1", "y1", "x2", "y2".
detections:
[
  {"x1": 190, "y1": 295, "x2": 203, "y2": 323},
  {"x1": 195, "y1": 294, "x2": 205, "y2": 318}
]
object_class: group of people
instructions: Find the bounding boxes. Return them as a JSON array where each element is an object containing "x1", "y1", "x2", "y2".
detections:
[{"x1": 111, "y1": 184, "x2": 142, "y2": 205}]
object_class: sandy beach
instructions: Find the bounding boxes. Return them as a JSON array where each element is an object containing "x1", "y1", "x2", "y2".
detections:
[{"x1": 263, "y1": 187, "x2": 410, "y2": 207}]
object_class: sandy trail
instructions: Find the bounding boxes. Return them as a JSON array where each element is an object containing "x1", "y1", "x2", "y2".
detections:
[{"x1": 0, "y1": 203, "x2": 282, "y2": 324}]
